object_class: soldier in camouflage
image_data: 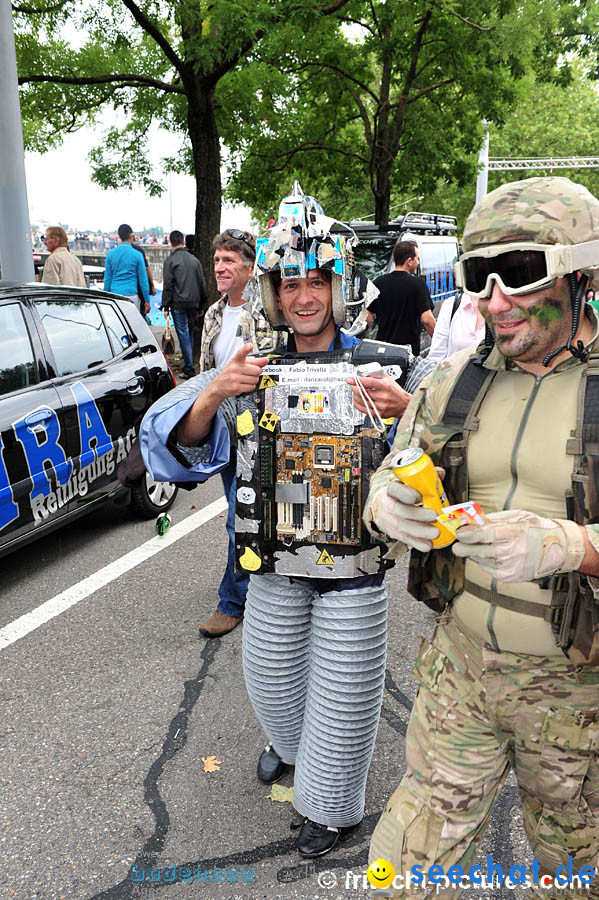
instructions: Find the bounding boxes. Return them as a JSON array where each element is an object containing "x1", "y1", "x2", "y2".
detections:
[{"x1": 365, "y1": 177, "x2": 599, "y2": 898}]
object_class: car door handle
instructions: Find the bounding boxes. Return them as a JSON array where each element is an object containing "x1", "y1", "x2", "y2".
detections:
[
  {"x1": 126, "y1": 377, "x2": 145, "y2": 395},
  {"x1": 24, "y1": 408, "x2": 54, "y2": 428}
]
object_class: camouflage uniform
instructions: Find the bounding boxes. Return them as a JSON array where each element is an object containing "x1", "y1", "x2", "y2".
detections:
[{"x1": 365, "y1": 178, "x2": 599, "y2": 899}]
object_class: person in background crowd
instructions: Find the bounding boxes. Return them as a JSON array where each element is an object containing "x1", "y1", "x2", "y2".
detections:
[
  {"x1": 41, "y1": 226, "x2": 86, "y2": 287},
  {"x1": 161, "y1": 229, "x2": 207, "y2": 380},
  {"x1": 367, "y1": 240, "x2": 436, "y2": 354},
  {"x1": 104, "y1": 224, "x2": 150, "y2": 315},
  {"x1": 426, "y1": 290, "x2": 486, "y2": 363},
  {"x1": 132, "y1": 240, "x2": 157, "y2": 305}
]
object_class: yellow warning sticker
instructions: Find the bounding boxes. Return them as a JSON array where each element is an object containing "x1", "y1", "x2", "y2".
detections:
[
  {"x1": 316, "y1": 548, "x2": 335, "y2": 566},
  {"x1": 236, "y1": 409, "x2": 254, "y2": 436},
  {"x1": 259, "y1": 411, "x2": 279, "y2": 432},
  {"x1": 239, "y1": 546, "x2": 262, "y2": 571},
  {"x1": 259, "y1": 374, "x2": 277, "y2": 389}
]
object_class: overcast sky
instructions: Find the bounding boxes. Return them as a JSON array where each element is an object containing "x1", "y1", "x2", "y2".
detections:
[{"x1": 24, "y1": 123, "x2": 253, "y2": 235}]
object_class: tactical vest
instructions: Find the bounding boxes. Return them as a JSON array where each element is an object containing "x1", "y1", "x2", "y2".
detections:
[{"x1": 407, "y1": 347, "x2": 599, "y2": 666}]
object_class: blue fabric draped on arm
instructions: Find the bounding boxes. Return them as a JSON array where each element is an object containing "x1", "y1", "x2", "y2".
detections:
[{"x1": 139, "y1": 371, "x2": 234, "y2": 484}]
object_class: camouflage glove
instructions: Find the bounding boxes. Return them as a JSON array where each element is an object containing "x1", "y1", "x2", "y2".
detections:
[
  {"x1": 452, "y1": 510, "x2": 585, "y2": 582},
  {"x1": 369, "y1": 480, "x2": 440, "y2": 553}
]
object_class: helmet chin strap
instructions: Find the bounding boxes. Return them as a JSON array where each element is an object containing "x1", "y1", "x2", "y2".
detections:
[
  {"x1": 479, "y1": 321, "x2": 495, "y2": 361},
  {"x1": 542, "y1": 272, "x2": 589, "y2": 367}
]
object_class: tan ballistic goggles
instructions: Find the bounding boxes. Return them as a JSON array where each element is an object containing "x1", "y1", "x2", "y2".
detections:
[{"x1": 454, "y1": 240, "x2": 599, "y2": 299}]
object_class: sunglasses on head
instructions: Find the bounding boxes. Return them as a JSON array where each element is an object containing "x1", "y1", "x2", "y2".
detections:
[
  {"x1": 454, "y1": 240, "x2": 599, "y2": 299},
  {"x1": 223, "y1": 228, "x2": 255, "y2": 252}
]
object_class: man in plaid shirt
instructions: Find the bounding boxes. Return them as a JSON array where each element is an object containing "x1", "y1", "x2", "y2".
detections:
[{"x1": 198, "y1": 230, "x2": 284, "y2": 637}]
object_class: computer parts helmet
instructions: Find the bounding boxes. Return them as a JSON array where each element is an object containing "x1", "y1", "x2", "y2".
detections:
[{"x1": 255, "y1": 181, "x2": 378, "y2": 330}]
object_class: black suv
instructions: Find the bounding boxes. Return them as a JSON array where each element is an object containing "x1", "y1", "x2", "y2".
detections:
[
  {"x1": 334, "y1": 212, "x2": 459, "y2": 308},
  {"x1": 0, "y1": 282, "x2": 179, "y2": 558}
]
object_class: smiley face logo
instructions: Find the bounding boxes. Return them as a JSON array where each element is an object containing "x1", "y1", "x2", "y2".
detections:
[
  {"x1": 237, "y1": 485, "x2": 256, "y2": 505},
  {"x1": 367, "y1": 858, "x2": 395, "y2": 889}
]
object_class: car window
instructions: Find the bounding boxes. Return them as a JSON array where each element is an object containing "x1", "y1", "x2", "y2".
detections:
[
  {"x1": 444, "y1": 241, "x2": 459, "y2": 266},
  {"x1": 352, "y1": 233, "x2": 398, "y2": 280},
  {"x1": 420, "y1": 241, "x2": 447, "y2": 272},
  {"x1": 35, "y1": 299, "x2": 114, "y2": 376},
  {"x1": 0, "y1": 303, "x2": 37, "y2": 396},
  {"x1": 100, "y1": 303, "x2": 132, "y2": 354}
]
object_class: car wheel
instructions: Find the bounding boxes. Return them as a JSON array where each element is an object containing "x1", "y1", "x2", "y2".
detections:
[{"x1": 128, "y1": 472, "x2": 178, "y2": 518}]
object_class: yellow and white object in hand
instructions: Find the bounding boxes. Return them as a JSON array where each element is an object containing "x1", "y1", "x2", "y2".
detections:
[{"x1": 391, "y1": 448, "x2": 455, "y2": 549}]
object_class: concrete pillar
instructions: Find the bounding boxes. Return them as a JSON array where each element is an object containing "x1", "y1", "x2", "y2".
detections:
[
  {"x1": 0, "y1": 2, "x2": 34, "y2": 281},
  {"x1": 476, "y1": 125, "x2": 490, "y2": 205}
]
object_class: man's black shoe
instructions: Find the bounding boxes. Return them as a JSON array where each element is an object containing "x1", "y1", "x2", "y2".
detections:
[
  {"x1": 293, "y1": 817, "x2": 342, "y2": 858},
  {"x1": 257, "y1": 743, "x2": 290, "y2": 784}
]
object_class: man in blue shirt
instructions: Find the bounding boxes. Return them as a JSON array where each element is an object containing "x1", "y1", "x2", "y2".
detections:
[{"x1": 104, "y1": 224, "x2": 150, "y2": 314}]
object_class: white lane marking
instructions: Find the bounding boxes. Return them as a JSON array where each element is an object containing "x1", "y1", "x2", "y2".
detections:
[{"x1": 0, "y1": 495, "x2": 228, "y2": 652}]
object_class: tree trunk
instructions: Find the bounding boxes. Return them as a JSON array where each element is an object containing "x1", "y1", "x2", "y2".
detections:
[
  {"x1": 372, "y1": 148, "x2": 392, "y2": 224},
  {"x1": 186, "y1": 78, "x2": 222, "y2": 306},
  {"x1": 374, "y1": 181, "x2": 391, "y2": 224}
]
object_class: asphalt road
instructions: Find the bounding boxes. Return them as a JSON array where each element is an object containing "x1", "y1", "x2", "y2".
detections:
[{"x1": 2, "y1": 478, "x2": 536, "y2": 900}]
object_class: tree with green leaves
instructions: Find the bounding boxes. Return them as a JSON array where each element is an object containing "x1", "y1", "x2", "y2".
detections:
[
  {"x1": 13, "y1": 0, "x2": 350, "y2": 281},
  {"x1": 13, "y1": 0, "x2": 599, "y2": 283},
  {"x1": 224, "y1": 0, "x2": 599, "y2": 225},
  {"x1": 416, "y1": 59, "x2": 599, "y2": 233}
]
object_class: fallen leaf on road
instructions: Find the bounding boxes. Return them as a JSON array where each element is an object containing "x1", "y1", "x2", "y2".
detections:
[
  {"x1": 268, "y1": 784, "x2": 294, "y2": 803},
  {"x1": 202, "y1": 755, "x2": 222, "y2": 773}
]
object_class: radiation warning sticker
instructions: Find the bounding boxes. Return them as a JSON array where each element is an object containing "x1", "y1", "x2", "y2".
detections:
[
  {"x1": 239, "y1": 546, "x2": 262, "y2": 571},
  {"x1": 237, "y1": 409, "x2": 255, "y2": 436},
  {"x1": 259, "y1": 374, "x2": 277, "y2": 389},
  {"x1": 259, "y1": 411, "x2": 279, "y2": 432},
  {"x1": 316, "y1": 548, "x2": 335, "y2": 566}
]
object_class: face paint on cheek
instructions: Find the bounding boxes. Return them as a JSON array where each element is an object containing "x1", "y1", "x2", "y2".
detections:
[
  {"x1": 526, "y1": 297, "x2": 565, "y2": 329},
  {"x1": 479, "y1": 305, "x2": 493, "y2": 326}
]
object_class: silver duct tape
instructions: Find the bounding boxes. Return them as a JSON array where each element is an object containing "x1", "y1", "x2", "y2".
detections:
[
  {"x1": 363, "y1": 275, "x2": 380, "y2": 308},
  {"x1": 271, "y1": 544, "x2": 383, "y2": 578},
  {"x1": 262, "y1": 360, "x2": 364, "y2": 434},
  {"x1": 236, "y1": 438, "x2": 257, "y2": 481},
  {"x1": 235, "y1": 515, "x2": 259, "y2": 534}
]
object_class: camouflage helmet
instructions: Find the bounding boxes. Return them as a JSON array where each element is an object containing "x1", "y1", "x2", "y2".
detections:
[
  {"x1": 254, "y1": 181, "x2": 378, "y2": 329},
  {"x1": 463, "y1": 175, "x2": 599, "y2": 249},
  {"x1": 463, "y1": 176, "x2": 599, "y2": 365}
]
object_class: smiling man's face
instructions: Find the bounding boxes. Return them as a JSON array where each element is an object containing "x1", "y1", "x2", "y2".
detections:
[
  {"x1": 478, "y1": 276, "x2": 572, "y2": 365},
  {"x1": 213, "y1": 248, "x2": 252, "y2": 303},
  {"x1": 276, "y1": 269, "x2": 336, "y2": 351}
]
